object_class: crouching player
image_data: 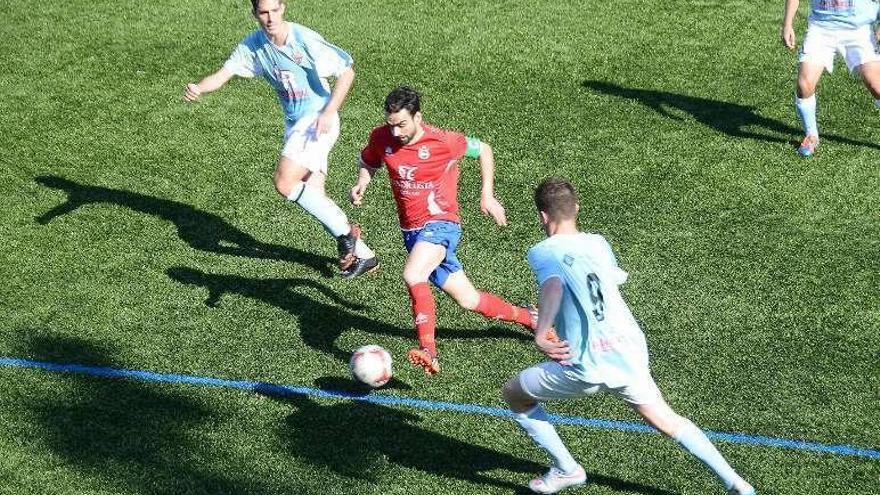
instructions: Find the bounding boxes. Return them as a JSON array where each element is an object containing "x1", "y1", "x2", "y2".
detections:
[
  {"x1": 502, "y1": 178, "x2": 755, "y2": 494},
  {"x1": 351, "y1": 86, "x2": 537, "y2": 375}
]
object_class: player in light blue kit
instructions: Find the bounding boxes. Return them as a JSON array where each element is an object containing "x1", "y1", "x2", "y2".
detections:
[
  {"x1": 184, "y1": 0, "x2": 377, "y2": 278},
  {"x1": 782, "y1": 0, "x2": 880, "y2": 156},
  {"x1": 502, "y1": 178, "x2": 755, "y2": 494}
]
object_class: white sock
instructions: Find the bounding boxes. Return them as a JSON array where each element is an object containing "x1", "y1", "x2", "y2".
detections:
[
  {"x1": 674, "y1": 420, "x2": 744, "y2": 491},
  {"x1": 795, "y1": 94, "x2": 819, "y2": 138},
  {"x1": 354, "y1": 239, "x2": 375, "y2": 259},
  {"x1": 874, "y1": 99, "x2": 880, "y2": 110},
  {"x1": 514, "y1": 405, "x2": 579, "y2": 473},
  {"x1": 286, "y1": 183, "x2": 350, "y2": 238}
]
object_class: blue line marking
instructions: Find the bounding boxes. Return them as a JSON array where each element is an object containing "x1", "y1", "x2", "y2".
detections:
[{"x1": 1, "y1": 356, "x2": 878, "y2": 460}]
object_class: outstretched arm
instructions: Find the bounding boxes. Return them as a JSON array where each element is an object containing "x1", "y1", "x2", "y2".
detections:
[
  {"x1": 184, "y1": 67, "x2": 235, "y2": 102},
  {"x1": 782, "y1": 0, "x2": 800, "y2": 50},
  {"x1": 475, "y1": 142, "x2": 508, "y2": 226}
]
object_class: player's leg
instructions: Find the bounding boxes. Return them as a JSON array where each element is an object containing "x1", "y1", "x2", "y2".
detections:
[
  {"x1": 858, "y1": 61, "x2": 880, "y2": 102},
  {"x1": 301, "y1": 171, "x2": 377, "y2": 278},
  {"x1": 629, "y1": 390, "x2": 754, "y2": 495},
  {"x1": 277, "y1": 116, "x2": 375, "y2": 272},
  {"x1": 502, "y1": 363, "x2": 588, "y2": 494},
  {"x1": 795, "y1": 24, "x2": 836, "y2": 156},
  {"x1": 795, "y1": 62, "x2": 824, "y2": 156},
  {"x1": 432, "y1": 223, "x2": 535, "y2": 330},
  {"x1": 440, "y1": 272, "x2": 536, "y2": 330},
  {"x1": 402, "y1": 239, "x2": 447, "y2": 374}
]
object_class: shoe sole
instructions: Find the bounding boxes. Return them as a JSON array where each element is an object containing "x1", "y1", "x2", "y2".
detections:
[{"x1": 341, "y1": 261, "x2": 380, "y2": 279}]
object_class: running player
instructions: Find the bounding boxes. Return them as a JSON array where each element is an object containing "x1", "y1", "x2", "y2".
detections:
[
  {"x1": 502, "y1": 178, "x2": 756, "y2": 494},
  {"x1": 350, "y1": 86, "x2": 536, "y2": 375},
  {"x1": 781, "y1": 0, "x2": 880, "y2": 156},
  {"x1": 184, "y1": 0, "x2": 377, "y2": 277}
]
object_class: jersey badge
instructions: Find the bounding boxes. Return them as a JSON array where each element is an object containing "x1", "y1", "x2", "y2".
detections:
[{"x1": 418, "y1": 145, "x2": 430, "y2": 160}]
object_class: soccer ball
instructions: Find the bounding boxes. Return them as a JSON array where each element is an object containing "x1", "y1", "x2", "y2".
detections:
[{"x1": 349, "y1": 345, "x2": 392, "y2": 388}]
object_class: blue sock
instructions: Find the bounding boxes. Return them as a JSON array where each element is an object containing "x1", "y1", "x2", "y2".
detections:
[
  {"x1": 795, "y1": 94, "x2": 819, "y2": 137},
  {"x1": 674, "y1": 420, "x2": 744, "y2": 491},
  {"x1": 514, "y1": 405, "x2": 579, "y2": 473},
  {"x1": 287, "y1": 182, "x2": 349, "y2": 238}
]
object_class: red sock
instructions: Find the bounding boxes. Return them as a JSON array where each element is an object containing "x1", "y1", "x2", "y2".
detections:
[
  {"x1": 407, "y1": 282, "x2": 437, "y2": 356},
  {"x1": 474, "y1": 292, "x2": 534, "y2": 330}
]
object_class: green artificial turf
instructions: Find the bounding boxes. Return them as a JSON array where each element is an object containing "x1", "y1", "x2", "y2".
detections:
[{"x1": 0, "y1": 0, "x2": 877, "y2": 493}]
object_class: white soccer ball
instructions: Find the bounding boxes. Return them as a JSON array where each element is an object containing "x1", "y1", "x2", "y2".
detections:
[{"x1": 349, "y1": 345, "x2": 393, "y2": 388}]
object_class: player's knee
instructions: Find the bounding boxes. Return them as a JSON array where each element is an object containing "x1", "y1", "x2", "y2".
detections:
[
  {"x1": 502, "y1": 377, "x2": 534, "y2": 412},
  {"x1": 796, "y1": 78, "x2": 817, "y2": 98},
  {"x1": 276, "y1": 177, "x2": 304, "y2": 200},
  {"x1": 402, "y1": 269, "x2": 427, "y2": 287},
  {"x1": 455, "y1": 291, "x2": 480, "y2": 311},
  {"x1": 865, "y1": 79, "x2": 880, "y2": 99}
]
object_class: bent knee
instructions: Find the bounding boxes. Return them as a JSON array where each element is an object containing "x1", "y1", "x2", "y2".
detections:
[
  {"x1": 455, "y1": 291, "x2": 480, "y2": 311},
  {"x1": 402, "y1": 270, "x2": 429, "y2": 287},
  {"x1": 275, "y1": 177, "x2": 303, "y2": 199},
  {"x1": 502, "y1": 376, "x2": 535, "y2": 412}
]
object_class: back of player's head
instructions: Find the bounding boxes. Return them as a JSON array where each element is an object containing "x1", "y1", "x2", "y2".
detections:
[
  {"x1": 534, "y1": 177, "x2": 578, "y2": 221},
  {"x1": 385, "y1": 86, "x2": 421, "y2": 115}
]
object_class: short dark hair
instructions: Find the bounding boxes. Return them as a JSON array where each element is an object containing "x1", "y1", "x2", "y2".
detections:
[
  {"x1": 251, "y1": 0, "x2": 282, "y2": 11},
  {"x1": 534, "y1": 177, "x2": 578, "y2": 221},
  {"x1": 384, "y1": 86, "x2": 421, "y2": 115}
]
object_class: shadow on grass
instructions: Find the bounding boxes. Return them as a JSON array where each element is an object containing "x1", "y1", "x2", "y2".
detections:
[
  {"x1": 583, "y1": 80, "x2": 880, "y2": 150},
  {"x1": 19, "y1": 334, "x2": 305, "y2": 495},
  {"x1": 166, "y1": 266, "x2": 530, "y2": 363},
  {"x1": 268, "y1": 386, "x2": 540, "y2": 491},
  {"x1": 261, "y1": 378, "x2": 678, "y2": 495},
  {"x1": 34, "y1": 175, "x2": 335, "y2": 277}
]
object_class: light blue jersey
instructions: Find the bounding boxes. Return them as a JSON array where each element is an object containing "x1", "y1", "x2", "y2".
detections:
[
  {"x1": 224, "y1": 22, "x2": 353, "y2": 123},
  {"x1": 527, "y1": 233, "x2": 650, "y2": 387},
  {"x1": 809, "y1": 0, "x2": 879, "y2": 29}
]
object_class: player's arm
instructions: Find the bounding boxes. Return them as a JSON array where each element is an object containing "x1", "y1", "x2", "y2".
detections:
[
  {"x1": 466, "y1": 138, "x2": 508, "y2": 227},
  {"x1": 315, "y1": 66, "x2": 355, "y2": 134},
  {"x1": 350, "y1": 161, "x2": 379, "y2": 206},
  {"x1": 184, "y1": 67, "x2": 235, "y2": 102},
  {"x1": 781, "y1": 0, "x2": 800, "y2": 50},
  {"x1": 535, "y1": 277, "x2": 571, "y2": 362}
]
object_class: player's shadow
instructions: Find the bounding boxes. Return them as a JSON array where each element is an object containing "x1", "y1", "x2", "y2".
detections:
[
  {"x1": 263, "y1": 381, "x2": 677, "y2": 495},
  {"x1": 34, "y1": 175, "x2": 335, "y2": 277},
  {"x1": 270, "y1": 388, "x2": 539, "y2": 491},
  {"x1": 167, "y1": 266, "x2": 529, "y2": 363},
  {"x1": 583, "y1": 80, "x2": 880, "y2": 150},
  {"x1": 17, "y1": 333, "x2": 305, "y2": 495}
]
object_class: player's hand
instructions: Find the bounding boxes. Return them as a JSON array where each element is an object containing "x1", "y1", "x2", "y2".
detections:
[
  {"x1": 535, "y1": 329, "x2": 571, "y2": 364},
  {"x1": 781, "y1": 25, "x2": 796, "y2": 50},
  {"x1": 480, "y1": 195, "x2": 507, "y2": 227},
  {"x1": 313, "y1": 112, "x2": 334, "y2": 135},
  {"x1": 350, "y1": 183, "x2": 367, "y2": 206},
  {"x1": 184, "y1": 83, "x2": 202, "y2": 102}
]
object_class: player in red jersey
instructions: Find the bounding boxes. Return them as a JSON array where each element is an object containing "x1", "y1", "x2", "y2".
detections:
[{"x1": 350, "y1": 86, "x2": 536, "y2": 375}]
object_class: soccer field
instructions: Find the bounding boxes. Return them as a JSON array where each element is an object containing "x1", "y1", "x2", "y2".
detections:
[{"x1": 1, "y1": 0, "x2": 878, "y2": 494}]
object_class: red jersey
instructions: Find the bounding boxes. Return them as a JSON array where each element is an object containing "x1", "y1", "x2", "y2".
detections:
[{"x1": 360, "y1": 124, "x2": 469, "y2": 230}]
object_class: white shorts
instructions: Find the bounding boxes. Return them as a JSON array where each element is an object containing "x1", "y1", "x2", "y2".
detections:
[
  {"x1": 281, "y1": 112, "x2": 340, "y2": 175},
  {"x1": 518, "y1": 361, "x2": 663, "y2": 405},
  {"x1": 799, "y1": 24, "x2": 880, "y2": 73}
]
